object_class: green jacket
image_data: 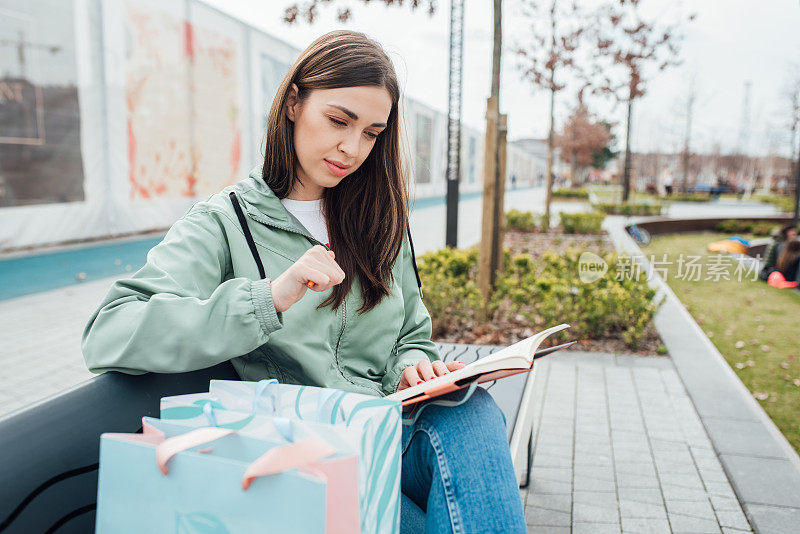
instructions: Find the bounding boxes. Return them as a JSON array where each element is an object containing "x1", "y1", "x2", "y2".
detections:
[{"x1": 81, "y1": 166, "x2": 440, "y2": 396}]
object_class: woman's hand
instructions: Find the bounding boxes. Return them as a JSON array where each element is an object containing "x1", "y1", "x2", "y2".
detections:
[
  {"x1": 270, "y1": 245, "x2": 346, "y2": 313},
  {"x1": 396, "y1": 360, "x2": 466, "y2": 392}
]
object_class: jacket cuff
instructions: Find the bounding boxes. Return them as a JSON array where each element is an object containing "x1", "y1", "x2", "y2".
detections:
[
  {"x1": 250, "y1": 278, "x2": 284, "y2": 337},
  {"x1": 383, "y1": 349, "x2": 429, "y2": 396}
]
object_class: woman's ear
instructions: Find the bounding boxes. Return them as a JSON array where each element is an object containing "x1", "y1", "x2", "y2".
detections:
[{"x1": 285, "y1": 83, "x2": 300, "y2": 122}]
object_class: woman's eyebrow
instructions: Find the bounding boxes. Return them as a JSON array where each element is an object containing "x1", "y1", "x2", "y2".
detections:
[{"x1": 326, "y1": 104, "x2": 387, "y2": 128}]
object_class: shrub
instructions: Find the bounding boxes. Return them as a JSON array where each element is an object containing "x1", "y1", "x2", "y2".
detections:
[
  {"x1": 493, "y1": 248, "x2": 658, "y2": 347},
  {"x1": 559, "y1": 212, "x2": 606, "y2": 234},
  {"x1": 661, "y1": 193, "x2": 710, "y2": 202},
  {"x1": 505, "y1": 209, "x2": 538, "y2": 232},
  {"x1": 715, "y1": 219, "x2": 782, "y2": 237},
  {"x1": 753, "y1": 194, "x2": 795, "y2": 213},
  {"x1": 416, "y1": 247, "x2": 483, "y2": 338},
  {"x1": 419, "y1": 246, "x2": 659, "y2": 348},
  {"x1": 552, "y1": 187, "x2": 589, "y2": 199},
  {"x1": 593, "y1": 202, "x2": 664, "y2": 216}
]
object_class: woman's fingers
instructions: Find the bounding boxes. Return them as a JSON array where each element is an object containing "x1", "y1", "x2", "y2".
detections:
[
  {"x1": 401, "y1": 365, "x2": 422, "y2": 387},
  {"x1": 305, "y1": 250, "x2": 345, "y2": 283},
  {"x1": 432, "y1": 360, "x2": 449, "y2": 377},
  {"x1": 398, "y1": 360, "x2": 466, "y2": 391},
  {"x1": 446, "y1": 361, "x2": 465, "y2": 372},
  {"x1": 416, "y1": 360, "x2": 435, "y2": 382}
]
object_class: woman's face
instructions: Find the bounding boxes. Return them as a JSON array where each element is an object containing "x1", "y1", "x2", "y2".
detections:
[{"x1": 285, "y1": 84, "x2": 392, "y2": 200}]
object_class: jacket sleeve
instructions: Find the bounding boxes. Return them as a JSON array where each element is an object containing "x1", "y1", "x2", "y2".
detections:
[
  {"x1": 81, "y1": 208, "x2": 283, "y2": 375},
  {"x1": 381, "y1": 233, "x2": 441, "y2": 395}
]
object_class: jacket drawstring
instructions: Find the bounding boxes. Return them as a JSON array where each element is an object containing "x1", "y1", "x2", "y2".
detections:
[{"x1": 407, "y1": 223, "x2": 423, "y2": 299}]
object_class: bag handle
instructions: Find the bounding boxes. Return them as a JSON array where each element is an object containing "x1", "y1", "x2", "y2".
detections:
[
  {"x1": 241, "y1": 438, "x2": 336, "y2": 490},
  {"x1": 155, "y1": 428, "x2": 335, "y2": 491},
  {"x1": 156, "y1": 427, "x2": 235, "y2": 475}
]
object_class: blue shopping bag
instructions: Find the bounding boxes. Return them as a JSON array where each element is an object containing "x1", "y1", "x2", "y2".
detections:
[
  {"x1": 161, "y1": 380, "x2": 402, "y2": 534},
  {"x1": 96, "y1": 417, "x2": 353, "y2": 533}
]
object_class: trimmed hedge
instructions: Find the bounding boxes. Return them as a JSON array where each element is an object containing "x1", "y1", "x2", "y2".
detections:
[
  {"x1": 505, "y1": 209, "x2": 538, "y2": 232},
  {"x1": 559, "y1": 212, "x2": 605, "y2": 234},
  {"x1": 552, "y1": 187, "x2": 589, "y2": 199},
  {"x1": 660, "y1": 193, "x2": 711, "y2": 202},
  {"x1": 753, "y1": 194, "x2": 795, "y2": 213},
  {"x1": 593, "y1": 202, "x2": 664, "y2": 216},
  {"x1": 715, "y1": 219, "x2": 785, "y2": 237}
]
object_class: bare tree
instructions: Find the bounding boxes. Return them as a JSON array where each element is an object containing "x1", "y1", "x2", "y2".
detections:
[
  {"x1": 784, "y1": 66, "x2": 800, "y2": 179},
  {"x1": 281, "y1": 0, "x2": 436, "y2": 24},
  {"x1": 590, "y1": 0, "x2": 694, "y2": 202},
  {"x1": 515, "y1": 0, "x2": 591, "y2": 230}
]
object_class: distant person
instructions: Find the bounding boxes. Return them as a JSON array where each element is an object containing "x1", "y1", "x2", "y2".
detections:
[
  {"x1": 664, "y1": 177, "x2": 673, "y2": 196},
  {"x1": 776, "y1": 239, "x2": 800, "y2": 284},
  {"x1": 511, "y1": 173, "x2": 517, "y2": 189},
  {"x1": 713, "y1": 177, "x2": 724, "y2": 200}
]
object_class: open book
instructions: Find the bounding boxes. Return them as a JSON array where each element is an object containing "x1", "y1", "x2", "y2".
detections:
[{"x1": 386, "y1": 323, "x2": 574, "y2": 406}]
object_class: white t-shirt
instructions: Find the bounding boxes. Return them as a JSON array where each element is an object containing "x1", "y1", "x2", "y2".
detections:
[{"x1": 280, "y1": 197, "x2": 330, "y2": 247}]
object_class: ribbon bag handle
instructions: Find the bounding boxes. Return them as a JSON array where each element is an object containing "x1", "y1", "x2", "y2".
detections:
[
  {"x1": 241, "y1": 437, "x2": 336, "y2": 490},
  {"x1": 203, "y1": 393, "x2": 295, "y2": 442},
  {"x1": 155, "y1": 428, "x2": 335, "y2": 491},
  {"x1": 252, "y1": 379, "x2": 281, "y2": 414},
  {"x1": 156, "y1": 427, "x2": 235, "y2": 475}
]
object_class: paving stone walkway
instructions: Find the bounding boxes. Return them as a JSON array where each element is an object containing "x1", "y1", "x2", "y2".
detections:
[{"x1": 522, "y1": 352, "x2": 753, "y2": 534}]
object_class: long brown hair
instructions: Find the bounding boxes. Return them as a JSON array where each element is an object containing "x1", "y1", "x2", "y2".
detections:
[
  {"x1": 777, "y1": 239, "x2": 800, "y2": 275},
  {"x1": 261, "y1": 30, "x2": 409, "y2": 314}
]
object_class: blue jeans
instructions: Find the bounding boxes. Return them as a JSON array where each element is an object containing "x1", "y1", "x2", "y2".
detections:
[{"x1": 399, "y1": 387, "x2": 526, "y2": 533}]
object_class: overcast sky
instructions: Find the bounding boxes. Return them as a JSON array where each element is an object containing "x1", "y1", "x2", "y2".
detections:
[{"x1": 203, "y1": 0, "x2": 800, "y2": 158}]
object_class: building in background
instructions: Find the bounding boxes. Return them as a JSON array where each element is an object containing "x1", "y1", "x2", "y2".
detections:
[{"x1": 0, "y1": 0, "x2": 543, "y2": 251}]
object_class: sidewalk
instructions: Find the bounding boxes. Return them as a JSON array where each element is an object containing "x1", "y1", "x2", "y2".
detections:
[{"x1": 524, "y1": 352, "x2": 752, "y2": 533}]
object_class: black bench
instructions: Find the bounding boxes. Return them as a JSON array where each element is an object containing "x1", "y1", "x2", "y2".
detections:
[{"x1": 0, "y1": 343, "x2": 534, "y2": 533}]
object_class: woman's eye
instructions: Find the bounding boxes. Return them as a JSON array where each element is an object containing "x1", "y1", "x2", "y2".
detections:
[{"x1": 329, "y1": 117, "x2": 379, "y2": 140}]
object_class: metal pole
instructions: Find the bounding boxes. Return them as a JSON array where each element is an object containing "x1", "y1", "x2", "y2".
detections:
[
  {"x1": 623, "y1": 96, "x2": 633, "y2": 202},
  {"x1": 445, "y1": 0, "x2": 465, "y2": 248}
]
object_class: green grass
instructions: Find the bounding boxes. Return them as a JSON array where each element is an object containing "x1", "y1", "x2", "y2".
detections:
[{"x1": 647, "y1": 232, "x2": 800, "y2": 453}]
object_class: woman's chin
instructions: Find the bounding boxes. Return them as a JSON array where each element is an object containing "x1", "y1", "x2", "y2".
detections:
[{"x1": 317, "y1": 173, "x2": 347, "y2": 188}]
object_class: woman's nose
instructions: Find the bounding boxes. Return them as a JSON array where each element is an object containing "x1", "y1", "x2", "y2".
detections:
[{"x1": 338, "y1": 132, "x2": 360, "y2": 157}]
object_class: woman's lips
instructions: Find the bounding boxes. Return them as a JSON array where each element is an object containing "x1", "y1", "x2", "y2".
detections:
[{"x1": 324, "y1": 159, "x2": 349, "y2": 177}]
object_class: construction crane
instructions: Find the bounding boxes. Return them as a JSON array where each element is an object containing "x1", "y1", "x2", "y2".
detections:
[{"x1": 0, "y1": 30, "x2": 61, "y2": 80}]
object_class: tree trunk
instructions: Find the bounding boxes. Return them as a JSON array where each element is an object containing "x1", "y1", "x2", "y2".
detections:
[
  {"x1": 543, "y1": 0, "x2": 557, "y2": 231},
  {"x1": 544, "y1": 84, "x2": 555, "y2": 231},
  {"x1": 477, "y1": 0, "x2": 504, "y2": 310},
  {"x1": 622, "y1": 94, "x2": 633, "y2": 203}
]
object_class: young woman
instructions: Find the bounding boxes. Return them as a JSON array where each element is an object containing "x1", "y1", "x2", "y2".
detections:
[
  {"x1": 82, "y1": 30, "x2": 526, "y2": 532},
  {"x1": 776, "y1": 238, "x2": 800, "y2": 283}
]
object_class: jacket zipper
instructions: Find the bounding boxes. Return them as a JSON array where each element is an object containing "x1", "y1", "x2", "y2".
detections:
[{"x1": 242, "y1": 207, "x2": 382, "y2": 395}]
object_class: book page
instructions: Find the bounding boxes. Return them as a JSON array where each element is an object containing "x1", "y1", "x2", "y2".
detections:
[{"x1": 386, "y1": 323, "x2": 570, "y2": 402}]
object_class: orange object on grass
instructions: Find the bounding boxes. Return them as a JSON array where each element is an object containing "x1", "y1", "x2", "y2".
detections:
[
  {"x1": 707, "y1": 240, "x2": 748, "y2": 254},
  {"x1": 767, "y1": 271, "x2": 799, "y2": 289}
]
